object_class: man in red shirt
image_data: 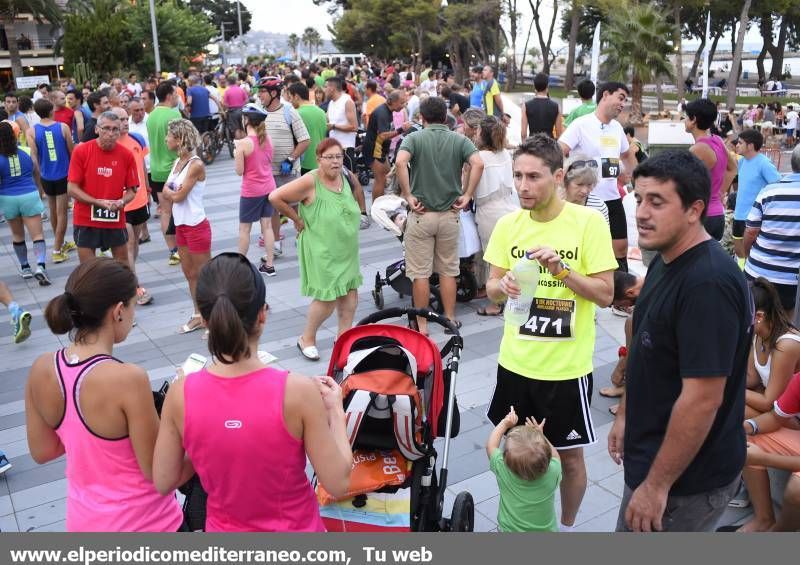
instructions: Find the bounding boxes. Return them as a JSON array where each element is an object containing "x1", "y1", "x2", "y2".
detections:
[
  {"x1": 67, "y1": 111, "x2": 139, "y2": 264},
  {"x1": 51, "y1": 89, "x2": 74, "y2": 129}
]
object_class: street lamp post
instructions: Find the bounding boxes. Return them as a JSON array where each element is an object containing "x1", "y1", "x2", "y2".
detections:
[
  {"x1": 236, "y1": 1, "x2": 243, "y2": 37},
  {"x1": 148, "y1": 0, "x2": 161, "y2": 75}
]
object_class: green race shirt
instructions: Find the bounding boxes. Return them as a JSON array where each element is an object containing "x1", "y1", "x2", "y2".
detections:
[
  {"x1": 297, "y1": 103, "x2": 328, "y2": 170},
  {"x1": 398, "y1": 124, "x2": 477, "y2": 211},
  {"x1": 490, "y1": 449, "x2": 561, "y2": 532},
  {"x1": 483, "y1": 204, "x2": 617, "y2": 380},
  {"x1": 564, "y1": 101, "x2": 597, "y2": 127},
  {"x1": 146, "y1": 106, "x2": 181, "y2": 182}
]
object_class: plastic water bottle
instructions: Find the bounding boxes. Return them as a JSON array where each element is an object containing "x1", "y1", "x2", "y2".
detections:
[{"x1": 504, "y1": 255, "x2": 540, "y2": 327}]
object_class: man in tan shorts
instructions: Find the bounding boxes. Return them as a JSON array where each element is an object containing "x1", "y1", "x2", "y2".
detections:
[{"x1": 395, "y1": 96, "x2": 484, "y2": 334}]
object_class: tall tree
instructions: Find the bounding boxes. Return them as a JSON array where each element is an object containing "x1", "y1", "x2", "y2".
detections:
[
  {"x1": 726, "y1": 0, "x2": 752, "y2": 108},
  {"x1": 62, "y1": 0, "x2": 136, "y2": 79},
  {"x1": 288, "y1": 33, "x2": 300, "y2": 60},
  {"x1": 504, "y1": 0, "x2": 520, "y2": 89},
  {"x1": 0, "y1": 0, "x2": 71, "y2": 84},
  {"x1": 302, "y1": 27, "x2": 322, "y2": 60},
  {"x1": 563, "y1": 0, "x2": 580, "y2": 90},
  {"x1": 186, "y1": 0, "x2": 252, "y2": 40},
  {"x1": 603, "y1": 1, "x2": 674, "y2": 123},
  {"x1": 529, "y1": 0, "x2": 558, "y2": 74}
]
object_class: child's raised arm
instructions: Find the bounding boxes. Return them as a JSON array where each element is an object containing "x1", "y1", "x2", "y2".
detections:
[{"x1": 486, "y1": 406, "x2": 518, "y2": 457}]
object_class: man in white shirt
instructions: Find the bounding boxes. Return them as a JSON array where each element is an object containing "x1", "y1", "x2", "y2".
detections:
[
  {"x1": 420, "y1": 72, "x2": 438, "y2": 97},
  {"x1": 559, "y1": 81, "x2": 638, "y2": 272},
  {"x1": 786, "y1": 104, "x2": 798, "y2": 148},
  {"x1": 324, "y1": 76, "x2": 358, "y2": 163}
]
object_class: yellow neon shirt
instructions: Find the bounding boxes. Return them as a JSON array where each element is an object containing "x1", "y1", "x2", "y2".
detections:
[{"x1": 483, "y1": 203, "x2": 617, "y2": 380}]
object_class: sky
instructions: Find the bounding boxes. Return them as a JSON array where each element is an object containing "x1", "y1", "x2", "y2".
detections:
[{"x1": 243, "y1": 0, "x2": 336, "y2": 39}]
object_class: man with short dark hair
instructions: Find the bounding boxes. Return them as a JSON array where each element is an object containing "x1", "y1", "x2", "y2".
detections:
[
  {"x1": 142, "y1": 90, "x2": 156, "y2": 114},
  {"x1": 609, "y1": 150, "x2": 750, "y2": 532},
  {"x1": 186, "y1": 74, "x2": 214, "y2": 134},
  {"x1": 521, "y1": 73, "x2": 562, "y2": 140},
  {"x1": 396, "y1": 96, "x2": 484, "y2": 334},
  {"x1": 481, "y1": 65, "x2": 503, "y2": 117},
  {"x1": 559, "y1": 81, "x2": 638, "y2": 272},
  {"x1": 485, "y1": 133, "x2": 616, "y2": 530},
  {"x1": 82, "y1": 90, "x2": 110, "y2": 142},
  {"x1": 564, "y1": 80, "x2": 596, "y2": 127},
  {"x1": 325, "y1": 76, "x2": 358, "y2": 162},
  {"x1": 67, "y1": 111, "x2": 138, "y2": 264},
  {"x1": 732, "y1": 129, "x2": 780, "y2": 265},
  {"x1": 5, "y1": 92, "x2": 28, "y2": 140},
  {"x1": 363, "y1": 80, "x2": 385, "y2": 128}
]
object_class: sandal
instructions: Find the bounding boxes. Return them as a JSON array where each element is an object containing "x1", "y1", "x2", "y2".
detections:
[
  {"x1": 179, "y1": 315, "x2": 203, "y2": 334},
  {"x1": 599, "y1": 385, "x2": 625, "y2": 398},
  {"x1": 136, "y1": 287, "x2": 153, "y2": 306},
  {"x1": 297, "y1": 337, "x2": 320, "y2": 361},
  {"x1": 477, "y1": 304, "x2": 504, "y2": 317}
]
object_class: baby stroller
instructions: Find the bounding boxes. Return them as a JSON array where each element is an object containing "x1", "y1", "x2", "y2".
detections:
[
  {"x1": 346, "y1": 128, "x2": 372, "y2": 187},
  {"x1": 369, "y1": 195, "x2": 478, "y2": 312},
  {"x1": 317, "y1": 307, "x2": 473, "y2": 532}
]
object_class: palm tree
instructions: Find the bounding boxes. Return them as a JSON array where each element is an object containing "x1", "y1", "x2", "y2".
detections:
[
  {"x1": 288, "y1": 32, "x2": 299, "y2": 60},
  {"x1": 603, "y1": 2, "x2": 674, "y2": 124},
  {"x1": 302, "y1": 26, "x2": 321, "y2": 60},
  {"x1": 0, "y1": 0, "x2": 69, "y2": 84}
]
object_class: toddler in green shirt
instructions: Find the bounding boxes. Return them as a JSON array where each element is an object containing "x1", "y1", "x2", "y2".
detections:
[{"x1": 486, "y1": 407, "x2": 562, "y2": 532}]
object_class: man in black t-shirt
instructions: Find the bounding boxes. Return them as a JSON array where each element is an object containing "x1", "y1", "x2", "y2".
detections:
[
  {"x1": 440, "y1": 85, "x2": 469, "y2": 118},
  {"x1": 363, "y1": 90, "x2": 408, "y2": 200},
  {"x1": 521, "y1": 73, "x2": 562, "y2": 140},
  {"x1": 609, "y1": 150, "x2": 750, "y2": 532}
]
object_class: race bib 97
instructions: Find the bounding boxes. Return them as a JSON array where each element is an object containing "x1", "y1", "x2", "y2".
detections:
[
  {"x1": 601, "y1": 157, "x2": 620, "y2": 179},
  {"x1": 517, "y1": 298, "x2": 576, "y2": 341},
  {"x1": 91, "y1": 205, "x2": 119, "y2": 223}
]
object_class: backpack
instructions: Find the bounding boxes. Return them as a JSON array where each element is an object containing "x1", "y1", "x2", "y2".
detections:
[{"x1": 339, "y1": 343, "x2": 426, "y2": 462}]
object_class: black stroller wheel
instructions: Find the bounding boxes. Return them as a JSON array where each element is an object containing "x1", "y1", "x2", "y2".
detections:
[
  {"x1": 359, "y1": 171, "x2": 371, "y2": 187},
  {"x1": 372, "y1": 287, "x2": 384, "y2": 310},
  {"x1": 456, "y1": 269, "x2": 478, "y2": 303},
  {"x1": 450, "y1": 491, "x2": 474, "y2": 532}
]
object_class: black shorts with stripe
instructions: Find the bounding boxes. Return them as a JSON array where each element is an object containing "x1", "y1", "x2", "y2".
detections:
[{"x1": 487, "y1": 365, "x2": 596, "y2": 449}]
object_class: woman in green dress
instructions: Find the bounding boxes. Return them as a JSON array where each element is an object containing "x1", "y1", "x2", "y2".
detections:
[{"x1": 269, "y1": 138, "x2": 363, "y2": 361}]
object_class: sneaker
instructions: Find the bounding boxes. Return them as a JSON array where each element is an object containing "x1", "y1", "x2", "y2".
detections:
[
  {"x1": 19, "y1": 266, "x2": 33, "y2": 279},
  {"x1": 359, "y1": 214, "x2": 371, "y2": 230},
  {"x1": 259, "y1": 264, "x2": 276, "y2": 277},
  {"x1": 40, "y1": 210, "x2": 48, "y2": 221},
  {"x1": 51, "y1": 250, "x2": 68, "y2": 264},
  {"x1": 136, "y1": 287, "x2": 153, "y2": 306},
  {"x1": 61, "y1": 241, "x2": 77, "y2": 254},
  {"x1": 0, "y1": 213, "x2": 5, "y2": 223},
  {"x1": 728, "y1": 481, "x2": 750, "y2": 508},
  {"x1": 97, "y1": 249, "x2": 112, "y2": 258},
  {"x1": 11, "y1": 310, "x2": 31, "y2": 344},
  {"x1": 168, "y1": 251, "x2": 180, "y2": 266},
  {"x1": 258, "y1": 236, "x2": 265, "y2": 247},
  {"x1": 0, "y1": 452, "x2": 11, "y2": 475},
  {"x1": 34, "y1": 266, "x2": 51, "y2": 286},
  {"x1": 273, "y1": 240, "x2": 283, "y2": 257}
]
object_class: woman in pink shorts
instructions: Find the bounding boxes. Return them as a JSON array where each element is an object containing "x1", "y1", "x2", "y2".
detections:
[{"x1": 161, "y1": 119, "x2": 212, "y2": 334}]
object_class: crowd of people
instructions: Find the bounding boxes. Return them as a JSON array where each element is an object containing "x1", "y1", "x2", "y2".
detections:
[{"x1": 0, "y1": 55, "x2": 797, "y2": 533}]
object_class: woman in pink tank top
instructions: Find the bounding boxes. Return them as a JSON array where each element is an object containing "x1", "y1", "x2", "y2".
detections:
[
  {"x1": 25, "y1": 258, "x2": 184, "y2": 531},
  {"x1": 154, "y1": 253, "x2": 352, "y2": 531},
  {"x1": 685, "y1": 98, "x2": 738, "y2": 241},
  {"x1": 234, "y1": 104, "x2": 278, "y2": 274}
]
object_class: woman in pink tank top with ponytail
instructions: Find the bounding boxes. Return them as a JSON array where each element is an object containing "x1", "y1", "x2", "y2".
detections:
[
  {"x1": 153, "y1": 252, "x2": 352, "y2": 531},
  {"x1": 25, "y1": 258, "x2": 185, "y2": 532}
]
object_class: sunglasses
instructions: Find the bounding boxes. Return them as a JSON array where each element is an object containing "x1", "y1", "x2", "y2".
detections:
[{"x1": 567, "y1": 160, "x2": 598, "y2": 172}]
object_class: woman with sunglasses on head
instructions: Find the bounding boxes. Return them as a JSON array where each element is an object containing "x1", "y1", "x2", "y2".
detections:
[
  {"x1": 161, "y1": 119, "x2": 212, "y2": 335},
  {"x1": 26, "y1": 258, "x2": 185, "y2": 531},
  {"x1": 153, "y1": 253, "x2": 352, "y2": 531},
  {"x1": 561, "y1": 160, "x2": 609, "y2": 225},
  {"x1": 269, "y1": 138, "x2": 363, "y2": 361},
  {"x1": 473, "y1": 116, "x2": 519, "y2": 317}
]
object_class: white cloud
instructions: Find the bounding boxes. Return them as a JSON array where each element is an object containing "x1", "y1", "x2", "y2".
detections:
[{"x1": 242, "y1": 0, "x2": 335, "y2": 39}]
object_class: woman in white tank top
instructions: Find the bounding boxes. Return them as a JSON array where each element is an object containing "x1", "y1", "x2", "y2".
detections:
[{"x1": 747, "y1": 278, "x2": 800, "y2": 418}]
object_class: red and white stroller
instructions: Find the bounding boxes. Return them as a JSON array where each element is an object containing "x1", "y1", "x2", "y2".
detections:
[{"x1": 316, "y1": 307, "x2": 474, "y2": 532}]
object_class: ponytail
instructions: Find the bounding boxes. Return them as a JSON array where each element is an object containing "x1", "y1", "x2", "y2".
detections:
[
  {"x1": 206, "y1": 295, "x2": 251, "y2": 364},
  {"x1": 752, "y1": 277, "x2": 796, "y2": 351},
  {"x1": 255, "y1": 121, "x2": 267, "y2": 149},
  {"x1": 44, "y1": 293, "x2": 76, "y2": 336}
]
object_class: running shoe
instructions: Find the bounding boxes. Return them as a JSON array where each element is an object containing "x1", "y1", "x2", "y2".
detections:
[
  {"x1": 258, "y1": 264, "x2": 276, "y2": 277},
  {"x1": 34, "y1": 266, "x2": 51, "y2": 286},
  {"x1": 51, "y1": 250, "x2": 68, "y2": 264},
  {"x1": 273, "y1": 240, "x2": 283, "y2": 257},
  {"x1": 40, "y1": 209, "x2": 48, "y2": 221},
  {"x1": 138, "y1": 236, "x2": 151, "y2": 244},
  {"x1": 0, "y1": 213, "x2": 5, "y2": 223},
  {"x1": 168, "y1": 251, "x2": 180, "y2": 266},
  {"x1": 61, "y1": 241, "x2": 77, "y2": 254},
  {"x1": 359, "y1": 214, "x2": 371, "y2": 230},
  {"x1": 0, "y1": 451, "x2": 11, "y2": 474},
  {"x1": 97, "y1": 249, "x2": 112, "y2": 258},
  {"x1": 11, "y1": 310, "x2": 31, "y2": 344},
  {"x1": 19, "y1": 266, "x2": 33, "y2": 279}
]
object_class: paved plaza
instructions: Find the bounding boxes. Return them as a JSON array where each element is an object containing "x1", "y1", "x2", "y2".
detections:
[{"x1": 0, "y1": 149, "x2": 754, "y2": 532}]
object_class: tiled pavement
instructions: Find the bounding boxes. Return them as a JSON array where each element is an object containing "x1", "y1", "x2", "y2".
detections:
[{"x1": 0, "y1": 151, "x2": 753, "y2": 532}]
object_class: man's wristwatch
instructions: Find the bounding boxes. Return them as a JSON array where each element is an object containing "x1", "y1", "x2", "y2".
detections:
[
  {"x1": 553, "y1": 260, "x2": 571, "y2": 280},
  {"x1": 745, "y1": 418, "x2": 759, "y2": 435}
]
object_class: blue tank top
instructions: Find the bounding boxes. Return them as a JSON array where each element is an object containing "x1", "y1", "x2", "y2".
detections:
[
  {"x1": 0, "y1": 150, "x2": 38, "y2": 196},
  {"x1": 34, "y1": 122, "x2": 70, "y2": 181},
  {"x1": 72, "y1": 107, "x2": 92, "y2": 143}
]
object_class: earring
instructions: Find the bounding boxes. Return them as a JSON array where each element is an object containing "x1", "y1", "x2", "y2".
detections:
[{"x1": 118, "y1": 316, "x2": 123, "y2": 322}]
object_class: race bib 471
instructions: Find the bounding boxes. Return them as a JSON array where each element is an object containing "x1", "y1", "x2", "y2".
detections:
[{"x1": 517, "y1": 298, "x2": 576, "y2": 341}]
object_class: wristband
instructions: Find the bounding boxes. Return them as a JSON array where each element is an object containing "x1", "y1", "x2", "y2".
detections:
[
  {"x1": 553, "y1": 261, "x2": 571, "y2": 281},
  {"x1": 745, "y1": 418, "x2": 758, "y2": 435},
  {"x1": 618, "y1": 346, "x2": 628, "y2": 358}
]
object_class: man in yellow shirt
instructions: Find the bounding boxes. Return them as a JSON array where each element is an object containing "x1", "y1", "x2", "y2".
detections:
[
  {"x1": 482, "y1": 65, "x2": 504, "y2": 117},
  {"x1": 484, "y1": 134, "x2": 616, "y2": 531}
]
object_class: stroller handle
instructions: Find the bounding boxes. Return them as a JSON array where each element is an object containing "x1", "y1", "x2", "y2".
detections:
[{"x1": 357, "y1": 307, "x2": 461, "y2": 336}]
